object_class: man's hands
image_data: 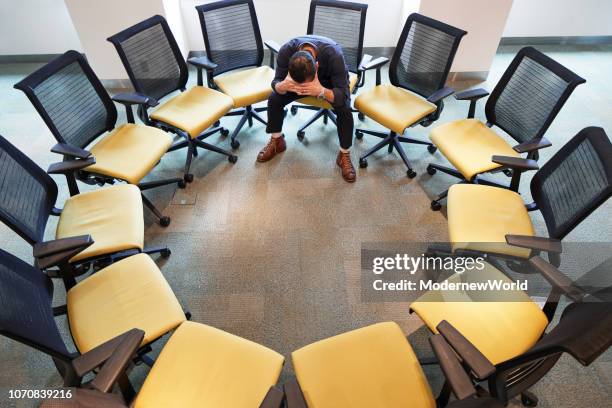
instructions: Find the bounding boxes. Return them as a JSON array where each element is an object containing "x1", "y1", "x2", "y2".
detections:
[{"x1": 275, "y1": 72, "x2": 326, "y2": 98}]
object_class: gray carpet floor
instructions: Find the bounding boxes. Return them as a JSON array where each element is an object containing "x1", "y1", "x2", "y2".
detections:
[{"x1": 0, "y1": 44, "x2": 610, "y2": 407}]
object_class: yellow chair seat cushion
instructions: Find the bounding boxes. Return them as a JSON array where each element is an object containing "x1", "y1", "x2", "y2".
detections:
[
  {"x1": 410, "y1": 262, "x2": 548, "y2": 365},
  {"x1": 214, "y1": 66, "x2": 275, "y2": 108},
  {"x1": 429, "y1": 119, "x2": 521, "y2": 180},
  {"x1": 134, "y1": 321, "x2": 284, "y2": 408},
  {"x1": 297, "y1": 72, "x2": 359, "y2": 110},
  {"x1": 448, "y1": 184, "x2": 535, "y2": 258},
  {"x1": 150, "y1": 86, "x2": 233, "y2": 138},
  {"x1": 354, "y1": 84, "x2": 437, "y2": 134},
  {"x1": 292, "y1": 322, "x2": 436, "y2": 408},
  {"x1": 86, "y1": 123, "x2": 172, "y2": 184},
  {"x1": 67, "y1": 253, "x2": 186, "y2": 353},
  {"x1": 56, "y1": 184, "x2": 144, "y2": 263}
]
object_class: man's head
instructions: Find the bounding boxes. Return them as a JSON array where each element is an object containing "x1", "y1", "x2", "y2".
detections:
[{"x1": 289, "y1": 50, "x2": 317, "y2": 83}]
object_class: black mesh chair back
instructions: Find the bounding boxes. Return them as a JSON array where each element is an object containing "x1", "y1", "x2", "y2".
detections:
[
  {"x1": 390, "y1": 13, "x2": 466, "y2": 98},
  {"x1": 196, "y1": 0, "x2": 264, "y2": 76},
  {"x1": 307, "y1": 0, "x2": 367, "y2": 73},
  {"x1": 108, "y1": 15, "x2": 189, "y2": 101},
  {"x1": 14, "y1": 51, "x2": 116, "y2": 149},
  {"x1": 485, "y1": 47, "x2": 586, "y2": 144},
  {"x1": 0, "y1": 249, "x2": 69, "y2": 358},
  {"x1": 0, "y1": 135, "x2": 57, "y2": 245},
  {"x1": 531, "y1": 127, "x2": 612, "y2": 240}
]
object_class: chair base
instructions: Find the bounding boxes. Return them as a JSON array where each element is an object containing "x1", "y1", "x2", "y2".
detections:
[
  {"x1": 290, "y1": 104, "x2": 365, "y2": 141},
  {"x1": 167, "y1": 125, "x2": 238, "y2": 183},
  {"x1": 356, "y1": 129, "x2": 437, "y2": 178},
  {"x1": 224, "y1": 105, "x2": 268, "y2": 149},
  {"x1": 426, "y1": 163, "x2": 510, "y2": 211},
  {"x1": 138, "y1": 177, "x2": 184, "y2": 227}
]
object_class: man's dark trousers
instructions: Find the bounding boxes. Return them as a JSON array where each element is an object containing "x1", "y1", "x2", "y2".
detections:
[{"x1": 265, "y1": 91, "x2": 354, "y2": 150}]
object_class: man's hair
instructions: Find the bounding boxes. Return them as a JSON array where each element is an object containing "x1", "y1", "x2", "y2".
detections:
[{"x1": 289, "y1": 51, "x2": 316, "y2": 83}]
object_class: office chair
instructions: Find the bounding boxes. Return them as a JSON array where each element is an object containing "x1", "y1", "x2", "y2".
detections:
[
  {"x1": 108, "y1": 15, "x2": 237, "y2": 184},
  {"x1": 288, "y1": 0, "x2": 369, "y2": 142},
  {"x1": 195, "y1": 0, "x2": 275, "y2": 150},
  {"x1": 410, "y1": 256, "x2": 612, "y2": 406},
  {"x1": 354, "y1": 13, "x2": 467, "y2": 178},
  {"x1": 428, "y1": 47, "x2": 585, "y2": 210},
  {"x1": 14, "y1": 50, "x2": 181, "y2": 227},
  {"x1": 0, "y1": 249, "x2": 284, "y2": 408},
  {"x1": 285, "y1": 320, "x2": 504, "y2": 407},
  {"x1": 0, "y1": 134, "x2": 169, "y2": 289},
  {"x1": 445, "y1": 127, "x2": 612, "y2": 265}
]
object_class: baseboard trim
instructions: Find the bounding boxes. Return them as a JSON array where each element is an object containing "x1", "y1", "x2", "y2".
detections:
[{"x1": 500, "y1": 35, "x2": 612, "y2": 46}]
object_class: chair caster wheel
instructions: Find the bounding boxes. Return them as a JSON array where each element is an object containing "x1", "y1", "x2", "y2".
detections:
[
  {"x1": 431, "y1": 200, "x2": 441, "y2": 211},
  {"x1": 358, "y1": 112, "x2": 365, "y2": 121},
  {"x1": 178, "y1": 180, "x2": 186, "y2": 189},
  {"x1": 427, "y1": 145, "x2": 437, "y2": 154},
  {"x1": 407, "y1": 169, "x2": 417, "y2": 178},
  {"x1": 297, "y1": 130, "x2": 305, "y2": 141},
  {"x1": 160, "y1": 216, "x2": 171, "y2": 227},
  {"x1": 521, "y1": 392, "x2": 538, "y2": 407},
  {"x1": 184, "y1": 173, "x2": 194, "y2": 183},
  {"x1": 283, "y1": 108, "x2": 288, "y2": 118},
  {"x1": 291, "y1": 106, "x2": 298, "y2": 115},
  {"x1": 231, "y1": 139, "x2": 240, "y2": 149},
  {"x1": 427, "y1": 165, "x2": 437, "y2": 175},
  {"x1": 503, "y1": 168, "x2": 513, "y2": 177},
  {"x1": 161, "y1": 248, "x2": 171, "y2": 258},
  {"x1": 228, "y1": 155, "x2": 238, "y2": 163},
  {"x1": 220, "y1": 128, "x2": 230, "y2": 137},
  {"x1": 355, "y1": 130, "x2": 364, "y2": 140},
  {"x1": 214, "y1": 120, "x2": 220, "y2": 127},
  {"x1": 359, "y1": 158, "x2": 368, "y2": 168}
]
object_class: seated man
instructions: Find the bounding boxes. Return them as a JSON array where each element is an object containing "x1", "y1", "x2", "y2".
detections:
[{"x1": 257, "y1": 35, "x2": 356, "y2": 182}]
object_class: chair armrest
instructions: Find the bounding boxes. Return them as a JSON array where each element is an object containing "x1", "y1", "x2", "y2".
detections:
[
  {"x1": 284, "y1": 377, "x2": 308, "y2": 408},
  {"x1": 362, "y1": 56, "x2": 389, "y2": 71},
  {"x1": 505, "y1": 235, "x2": 562, "y2": 254},
  {"x1": 430, "y1": 334, "x2": 477, "y2": 400},
  {"x1": 529, "y1": 256, "x2": 585, "y2": 302},
  {"x1": 51, "y1": 143, "x2": 91, "y2": 159},
  {"x1": 112, "y1": 92, "x2": 158, "y2": 108},
  {"x1": 72, "y1": 329, "x2": 144, "y2": 379},
  {"x1": 259, "y1": 386, "x2": 284, "y2": 408},
  {"x1": 436, "y1": 320, "x2": 496, "y2": 381},
  {"x1": 47, "y1": 157, "x2": 95, "y2": 175},
  {"x1": 427, "y1": 86, "x2": 455, "y2": 104},
  {"x1": 358, "y1": 54, "x2": 373, "y2": 71},
  {"x1": 513, "y1": 137, "x2": 552, "y2": 154},
  {"x1": 90, "y1": 329, "x2": 144, "y2": 393},
  {"x1": 33, "y1": 235, "x2": 93, "y2": 258},
  {"x1": 454, "y1": 88, "x2": 489, "y2": 101},
  {"x1": 454, "y1": 88, "x2": 489, "y2": 119},
  {"x1": 40, "y1": 388, "x2": 127, "y2": 408},
  {"x1": 264, "y1": 40, "x2": 281, "y2": 54},
  {"x1": 187, "y1": 56, "x2": 217, "y2": 71},
  {"x1": 491, "y1": 155, "x2": 539, "y2": 171}
]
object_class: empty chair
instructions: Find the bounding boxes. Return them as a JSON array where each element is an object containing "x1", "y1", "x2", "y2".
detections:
[
  {"x1": 445, "y1": 127, "x2": 612, "y2": 263},
  {"x1": 289, "y1": 0, "x2": 369, "y2": 142},
  {"x1": 0, "y1": 249, "x2": 284, "y2": 408},
  {"x1": 195, "y1": 0, "x2": 275, "y2": 149},
  {"x1": 14, "y1": 50, "x2": 182, "y2": 226},
  {"x1": 285, "y1": 320, "x2": 502, "y2": 407},
  {"x1": 0, "y1": 134, "x2": 169, "y2": 289},
  {"x1": 0, "y1": 249, "x2": 187, "y2": 383},
  {"x1": 354, "y1": 13, "x2": 467, "y2": 178},
  {"x1": 411, "y1": 256, "x2": 612, "y2": 406},
  {"x1": 108, "y1": 15, "x2": 237, "y2": 183},
  {"x1": 427, "y1": 47, "x2": 585, "y2": 210}
]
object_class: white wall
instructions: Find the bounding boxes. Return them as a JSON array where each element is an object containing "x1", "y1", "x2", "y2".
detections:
[
  {"x1": 504, "y1": 0, "x2": 612, "y2": 37},
  {"x1": 419, "y1": 0, "x2": 513, "y2": 73},
  {"x1": 0, "y1": 0, "x2": 82, "y2": 55}
]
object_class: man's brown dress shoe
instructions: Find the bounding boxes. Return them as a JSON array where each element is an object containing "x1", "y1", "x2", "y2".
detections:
[
  {"x1": 336, "y1": 151, "x2": 356, "y2": 182},
  {"x1": 257, "y1": 135, "x2": 287, "y2": 162}
]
